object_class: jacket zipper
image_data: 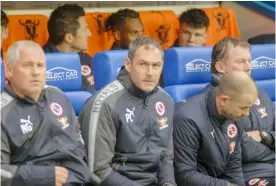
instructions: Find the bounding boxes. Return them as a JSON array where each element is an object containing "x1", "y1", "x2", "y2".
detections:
[{"x1": 121, "y1": 157, "x2": 127, "y2": 166}]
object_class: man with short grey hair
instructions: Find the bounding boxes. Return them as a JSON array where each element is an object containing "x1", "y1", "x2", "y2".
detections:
[
  {"x1": 208, "y1": 36, "x2": 275, "y2": 186},
  {"x1": 79, "y1": 36, "x2": 176, "y2": 186},
  {"x1": 1, "y1": 40, "x2": 91, "y2": 186}
]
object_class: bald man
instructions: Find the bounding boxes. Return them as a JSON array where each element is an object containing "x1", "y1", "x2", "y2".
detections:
[
  {"x1": 1, "y1": 40, "x2": 91, "y2": 186},
  {"x1": 209, "y1": 36, "x2": 275, "y2": 186},
  {"x1": 174, "y1": 71, "x2": 258, "y2": 186}
]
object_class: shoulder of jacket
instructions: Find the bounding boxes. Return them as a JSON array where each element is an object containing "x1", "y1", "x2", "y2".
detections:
[
  {"x1": 91, "y1": 80, "x2": 125, "y2": 105},
  {"x1": 44, "y1": 85, "x2": 64, "y2": 94},
  {"x1": 1, "y1": 92, "x2": 14, "y2": 109},
  {"x1": 157, "y1": 86, "x2": 174, "y2": 103}
]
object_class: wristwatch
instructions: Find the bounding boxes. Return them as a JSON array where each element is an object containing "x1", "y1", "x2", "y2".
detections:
[{"x1": 260, "y1": 130, "x2": 269, "y2": 143}]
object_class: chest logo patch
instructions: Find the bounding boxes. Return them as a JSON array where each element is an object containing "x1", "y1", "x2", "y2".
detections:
[
  {"x1": 57, "y1": 116, "x2": 70, "y2": 130},
  {"x1": 20, "y1": 115, "x2": 33, "y2": 134},
  {"x1": 227, "y1": 124, "x2": 237, "y2": 138},
  {"x1": 157, "y1": 117, "x2": 168, "y2": 130},
  {"x1": 50, "y1": 102, "x2": 63, "y2": 116},
  {"x1": 125, "y1": 107, "x2": 135, "y2": 123},
  {"x1": 249, "y1": 178, "x2": 260, "y2": 185},
  {"x1": 229, "y1": 142, "x2": 235, "y2": 154},
  {"x1": 254, "y1": 98, "x2": 260, "y2": 106},
  {"x1": 155, "y1": 101, "x2": 165, "y2": 116},
  {"x1": 258, "y1": 107, "x2": 268, "y2": 118},
  {"x1": 258, "y1": 179, "x2": 269, "y2": 186}
]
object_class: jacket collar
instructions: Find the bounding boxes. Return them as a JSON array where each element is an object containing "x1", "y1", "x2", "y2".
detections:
[
  {"x1": 43, "y1": 41, "x2": 60, "y2": 53},
  {"x1": 117, "y1": 66, "x2": 158, "y2": 99},
  {"x1": 172, "y1": 39, "x2": 180, "y2": 47},
  {"x1": 4, "y1": 84, "x2": 46, "y2": 105},
  {"x1": 211, "y1": 73, "x2": 221, "y2": 87}
]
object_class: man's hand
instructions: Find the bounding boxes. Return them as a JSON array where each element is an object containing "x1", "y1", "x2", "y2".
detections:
[
  {"x1": 247, "y1": 131, "x2": 261, "y2": 142},
  {"x1": 55, "y1": 166, "x2": 68, "y2": 186}
]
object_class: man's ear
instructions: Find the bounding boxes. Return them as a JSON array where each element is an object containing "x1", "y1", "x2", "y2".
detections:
[
  {"x1": 215, "y1": 61, "x2": 225, "y2": 74},
  {"x1": 3, "y1": 28, "x2": 8, "y2": 39},
  {"x1": 203, "y1": 31, "x2": 208, "y2": 43},
  {"x1": 6, "y1": 63, "x2": 13, "y2": 80},
  {"x1": 64, "y1": 33, "x2": 74, "y2": 44},
  {"x1": 220, "y1": 94, "x2": 230, "y2": 107},
  {"x1": 125, "y1": 57, "x2": 131, "y2": 73},
  {"x1": 113, "y1": 30, "x2": 121, "y2": 41}
]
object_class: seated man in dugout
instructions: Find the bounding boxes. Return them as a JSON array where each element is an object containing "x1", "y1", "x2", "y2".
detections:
[
  {"x1": 1, "y1": 40, "x2": 91, "y2": 186},
  {"x1": 106, "y1": 9, "x2": 165, "y2": 88},
  {"x1": 43, "y1": 4, "x2": 95, "y2": 93},
  {"x1": 172, "y1": 8, "x2": 209, "y2": 47},
  {"x1": 106, "y1": 8, "x2": 144, "y2": 50},
  {"x1": 208, "y1": 36, "x2": 275, "y2": 186},
  {"x1": 78, "y1": 36, "x2": 176, "y2": 186},
  {"x1": 174, "y1": 71, "x2": 259, "y2": 186},
  {"x1": 1, "y1": 9, "x2": 9, "y2": 60}
]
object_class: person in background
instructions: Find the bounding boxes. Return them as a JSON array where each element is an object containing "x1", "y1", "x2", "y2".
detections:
[
  {"x1": 43, "y1": 4, "x2": 95, "y2": 93},
  {"x1": 106, "y1": 8, "x2": 144, "y2": 50},
  {"x1": 1, "y1": 9, "x2": 9, "y2": 59},
  {"x1": 172, "y1": 8, "x2": 209, "y2": 47}
]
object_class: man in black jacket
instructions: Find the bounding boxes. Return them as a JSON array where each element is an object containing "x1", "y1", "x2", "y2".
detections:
[
  {"x1": 78, "y1": 36, "x2": 176, "y2": 186},
  {"x1": 43, "y1": 4, "x2": 95, "y2": 93},
  {"x1": 174, "y1": 71, "x2": 258, "y2": 186},
  {"x1": 209, "y1": 36, "x2": 275, "y2": 186},
  {"x1": 1, "y1": 40, "x2": 91, "y2": 186}
]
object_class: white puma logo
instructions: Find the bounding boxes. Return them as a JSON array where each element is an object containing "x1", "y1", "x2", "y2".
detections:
[{"x1": 210, "y1": 129, "x2": 215, "y2": 138}]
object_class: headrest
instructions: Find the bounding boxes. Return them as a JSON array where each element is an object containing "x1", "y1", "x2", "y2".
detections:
[
  {"x1": 256, "y1": 79, "x2": 275, "y2": 101},
  {"x1": 92, "y1": 50, "x2": 128, "y2": 90},
  {"x1": 45, "y1": 53, "x2": 82, "y2": 91},
  {"x1": 1, "y1": 58, "x2": 5, "y2": 91},
  {"x1": 164, "y1": 83, "x2": 208, "y2": 103},
  {"x1": 65, "y1": 91, "x2": 92, "y2": 116},
  {"x1": 250, "y1": 44, "x2": 275, "y2": 80},
  {"x1": 163, "y1": 47, "x2": 212, "y2": 86}
]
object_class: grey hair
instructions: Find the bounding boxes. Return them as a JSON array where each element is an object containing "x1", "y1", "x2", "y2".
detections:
[
  {"x1": 128, "y1": 36, "x2": 164, "y2": 61},
  {"x1": 211, "y1": 36, "x2": 251, "y2": 74},
  {"x1": 6, "y1": 40, "x2": 44, "y2": 64}
]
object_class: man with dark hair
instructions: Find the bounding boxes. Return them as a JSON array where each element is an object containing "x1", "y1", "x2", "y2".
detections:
[
  {"x1": 106, "y1": 8, "x2": 144, "y2": 50},
  {"x1": 79, "y1": 36, "x2": 176, "y2": 186},
  {"x1": 1, "y1": 9, "x2": 9, "y2": 58},
  {"x1": 172, "y1": 8, "x2": 209, "y2": 47},
  {"x1": 174, "y1": 71, "x2": 258, "y2": 186},
  {"x1": 209, "y1": 36, "x2": 275, "y2": 186},
  {"x1": 43, "y1": 4, "x2": 95, "y2": 93},
  {"x1": 1, "y1": 40, "x2": 91, "y2": 186}
]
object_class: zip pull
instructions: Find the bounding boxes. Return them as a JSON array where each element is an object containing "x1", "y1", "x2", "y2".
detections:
[
  {"x1": 122, "y1": 157, "x2": 127, "y2": 166},
  {"x1": 143, "y1": 94, "x2": 148, "y2": 108}
]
